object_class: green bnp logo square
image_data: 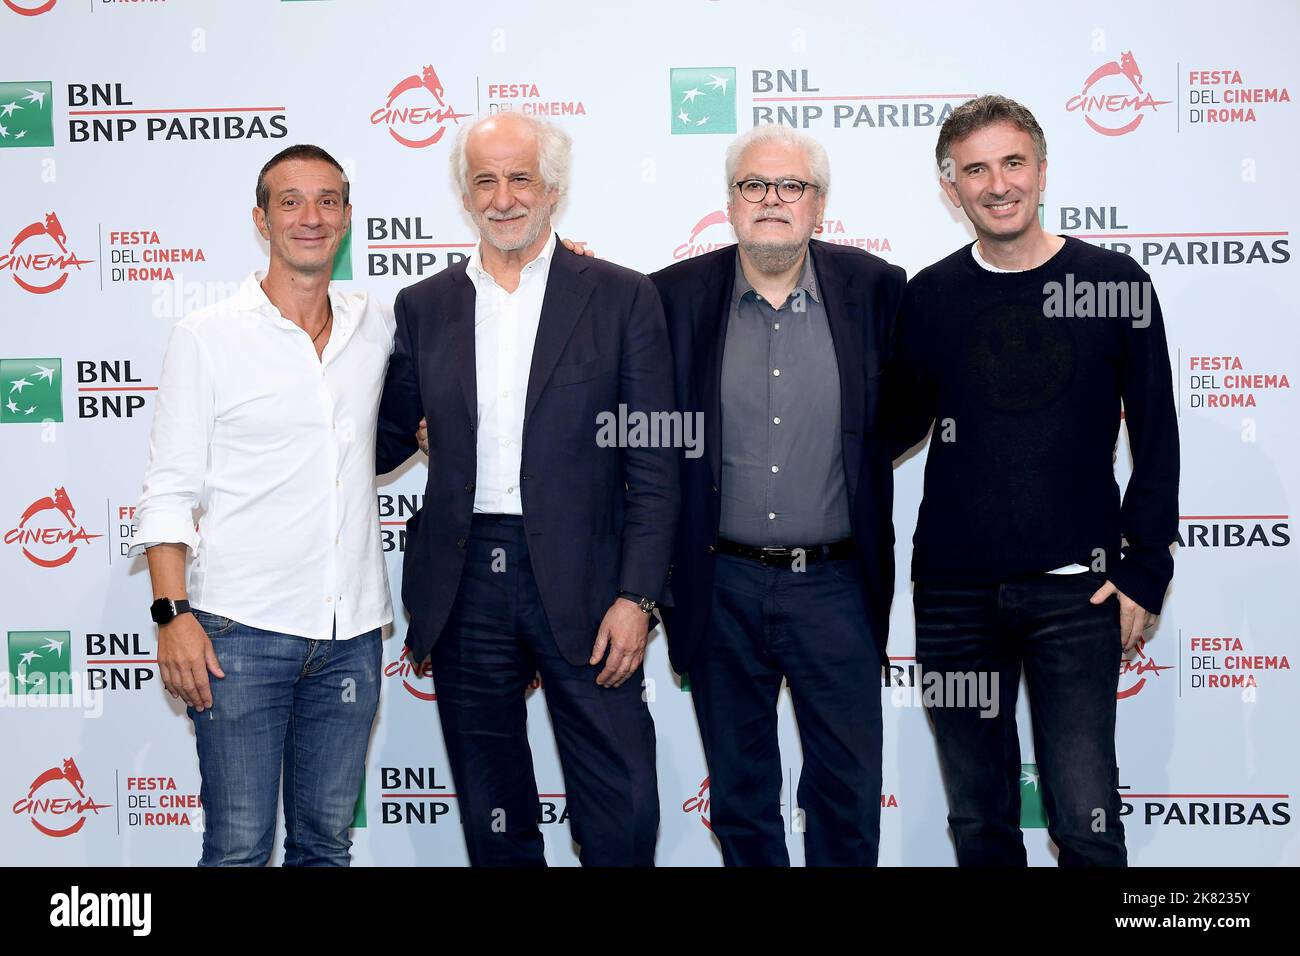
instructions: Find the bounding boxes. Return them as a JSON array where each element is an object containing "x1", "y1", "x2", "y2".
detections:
[
  {"x1": 331, "y1": 228, "x2": 352, "y2": 281},
  {"x1": 1020, "y1": 763, "x2": 1048, "y2": 828},
  {"x1": 670, "y1": 68, "x2": 736, "y2": 135},
  {"x1": 0, "y1": 82, "x2": 54, "y2": 148},
  {"x1": 1, "y1": 358, "x2": 62, "y2": 423},
  {"x1": 7, "y1": 630, "x2": 71, "y2": 696}
]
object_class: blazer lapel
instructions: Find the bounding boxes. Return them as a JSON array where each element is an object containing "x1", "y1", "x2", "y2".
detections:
[
  {"x1": 524, "y1": 240, "x2": 596, "y2": 425},
  {"x1": 445, "y1": 265, "x2": 478, "y2": 424},
  {"x1": 699, "y1": 251, "x2": 736, "y2": 490},
  {"x1": 811, "y1": 239, "x2": 866, "y2": 501}
]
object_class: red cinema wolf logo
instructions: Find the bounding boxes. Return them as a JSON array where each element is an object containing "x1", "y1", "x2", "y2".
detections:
[
  {"x1": 1065, "y1": 51, "x2": 1171, "y2": 136},
  {"x1": 371, "y1": 65, "x2": 470, "y2": 148},
  {"x1": 4, "y1": 487, "x2": 103, "y2": 567},
  {"x1": 2, "y1": 212, "x2": 93, "y2": 294},
  {"x1": 12, "y1": 758, "x2": 112, "y2": 837}
]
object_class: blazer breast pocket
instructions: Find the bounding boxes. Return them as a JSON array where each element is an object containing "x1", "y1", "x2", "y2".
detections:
[{"x1": 548, "y1": 357, "x2": 606, "y2": 388}]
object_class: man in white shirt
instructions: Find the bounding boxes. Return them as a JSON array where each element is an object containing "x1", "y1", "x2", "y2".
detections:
[{"x1": 131, "y1": 144, "x2": 394, "y2": 866}]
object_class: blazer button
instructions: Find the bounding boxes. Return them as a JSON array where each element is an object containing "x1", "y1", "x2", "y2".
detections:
[
  {"x1": 706, "y1": 544, "x2": 716, "y2": 554},
  {"x1": 465, "y1": 481, "x2": 475, "y2": 493},
  {"x1": 711, "y1": 484, "x2": 718, "y2": 493},
  {"x1": 456, "y1": 536, "x2": 467, "y2": 549}
]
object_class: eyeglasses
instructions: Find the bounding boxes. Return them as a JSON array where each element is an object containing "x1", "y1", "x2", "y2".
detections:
[{"x1": 731, "y1": 178, "x2": 818, "y2": 203}]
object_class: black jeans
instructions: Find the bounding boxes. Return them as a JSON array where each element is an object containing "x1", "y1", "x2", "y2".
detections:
[
  {"x1": 690, "y1": 553, "x2": 882, "y2": 866},
  {"x1": 914, "y1": 572, "x2": 1126, "y2": 867}
]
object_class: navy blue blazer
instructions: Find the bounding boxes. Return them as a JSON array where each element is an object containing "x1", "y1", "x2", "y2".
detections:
[
  {"x1": 377, "y1": 239, "x2": 680, "y2": 667},
  {"x1": 649, "y1": 239, "x2": 906, "y2": 674}
]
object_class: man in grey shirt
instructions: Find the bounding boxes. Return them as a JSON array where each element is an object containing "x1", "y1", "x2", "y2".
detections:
[{"x1": 650, "y1": 125, "x2": 906, "y2": 865}]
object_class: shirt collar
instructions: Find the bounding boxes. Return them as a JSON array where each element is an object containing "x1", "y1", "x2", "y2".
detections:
[
  {"x1": 732, "y1": 247, "x2": 821, "y2": 306},
  {"x1": 467, "y1": 231, "x2": 558, "y2": 287},
  {"x1": 234, "y1": 270, "x2": 357, "y2": 332}
]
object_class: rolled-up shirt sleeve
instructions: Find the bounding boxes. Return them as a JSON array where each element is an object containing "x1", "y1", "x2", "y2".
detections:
[{"x1": 128, "y1": 323, "x2": 213, "y2": 556}]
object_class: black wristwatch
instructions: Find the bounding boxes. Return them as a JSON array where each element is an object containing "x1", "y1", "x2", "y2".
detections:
[
  {"x1": 150, "y1": 597, "x2": 192, "y2": 626},
  {"x1": 617, "y1": 591, "x2": 657, "y2": 613}
]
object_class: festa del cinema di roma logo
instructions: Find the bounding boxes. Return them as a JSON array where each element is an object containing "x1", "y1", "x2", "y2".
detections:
[
  {"x1": 1066, "y1": 51, "x2": 1171, "y2": 136},
  {"x1": 12, "y1": 758, "x2": 111, "y2": 837},
  {"x1": 371, "y1": 64, "x2": 469, "y2": 148},
  {"x1": 4, "y1": 487, "x2": 102, "y2": 568},
  {"x1": 2, "y1": 212, "x2": 92, "y2": 294}
]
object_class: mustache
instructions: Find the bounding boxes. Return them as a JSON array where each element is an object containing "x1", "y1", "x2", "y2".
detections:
[
  {"x1": 751, "y1": 211, "x2": 792, "y2": 223},
  {"x1": 485, "y1": 208, "x2": 529, "y2": 222}
]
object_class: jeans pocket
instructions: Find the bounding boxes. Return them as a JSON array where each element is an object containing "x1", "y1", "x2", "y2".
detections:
[{"x1": 192, "y1": 608, "x2": 235, "y2": 638}]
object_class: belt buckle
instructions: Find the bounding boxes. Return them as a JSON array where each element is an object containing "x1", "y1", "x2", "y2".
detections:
[{"x1": 760, "y1": 546, "x2": 791, "y2": 569}]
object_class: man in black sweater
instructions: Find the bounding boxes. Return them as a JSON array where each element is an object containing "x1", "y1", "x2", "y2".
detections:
[{"x1": 891, "y1": 95, "x2": 1179, "y2": 866}]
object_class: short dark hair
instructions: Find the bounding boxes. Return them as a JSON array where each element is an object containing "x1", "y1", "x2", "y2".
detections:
[
  {"x1": 255, "y1": 144, "x2": 349, "y2": 211},
  {"x1": 935, "y1": 95, "x2": 1047, "y2": 177}
]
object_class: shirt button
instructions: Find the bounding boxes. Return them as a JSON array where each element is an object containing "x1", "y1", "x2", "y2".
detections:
[
  {"x1": 325, "y1": 596, "x2": 333, "y2": 604},
  {"x1": 507, "y1": 486, "x2": 515, "y2": 494},
  {"x1": 774, "y1": 323, "x2": 780, "y2": 330},
  {"x1": 768, "y1": 512, "x2": 776, "y2": 520},
  {"x1": 772, "y1": 369, "x2": 780, "y2": 377},
  {"x1": 501, "y1": 390, "x2": 509, "y2": 398},
  {"x1": 503, "y1": 438, "x2": 513, "y2": 447},
  {"x1": 773, "y1": 417, "x2": 781, "y2": 425},
  {"x1": 771, "y1": 465, "x2": 779, "y2": 473}
]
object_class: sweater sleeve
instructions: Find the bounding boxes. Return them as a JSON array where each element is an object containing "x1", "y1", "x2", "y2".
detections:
[
  {"x1": 884, "y1": 279, "x2": 937, "y2": 460},
  {"x1": 1109, "y1": 273, "x2": 1180, "y2": 613}
]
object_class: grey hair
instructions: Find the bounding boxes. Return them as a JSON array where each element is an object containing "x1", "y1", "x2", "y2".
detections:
[
  {"x1": 935, "y1": 94, "x2": 1048, "y2": 175},
  {"x1": 449, "y1": 113, "x2": 572, "y2": 199},
  {"x1": 724, "y1": 124, "x2": 830, "y2": 201}
]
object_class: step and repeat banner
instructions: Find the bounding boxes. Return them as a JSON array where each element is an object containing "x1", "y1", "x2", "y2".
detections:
[{"x1": 1, "y1": 0, "x2": 1296, "y2": 866}]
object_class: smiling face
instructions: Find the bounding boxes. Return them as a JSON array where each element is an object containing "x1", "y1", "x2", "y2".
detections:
[
  {"x1": 727, "y1": 140, "x2": 825, "y2": 273},
  {"x1": 461, "y1": 116, "x2": 558, "y2": 257},
  {"x1": 940, "y1": 121, "x2": 1046, "y2": 245},
  {"x1": 252, "y1": 158, "x2": 350, "y2": 276}
]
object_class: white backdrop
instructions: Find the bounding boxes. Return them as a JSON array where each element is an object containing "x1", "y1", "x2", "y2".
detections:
[{"x1": 1, "y1": 0, "x2": 1296, "y2": 866}]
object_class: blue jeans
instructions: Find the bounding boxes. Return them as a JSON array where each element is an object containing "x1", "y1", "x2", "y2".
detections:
[
  {"x1": 913, "y1": 573, "x2": 1126, "y2": 866},
  {"x1": 689, "y1": 554, "x2": 883, "y2": 866},
  {"x1": 189, "y1": 610, "x2": 381, "y2": 867}
]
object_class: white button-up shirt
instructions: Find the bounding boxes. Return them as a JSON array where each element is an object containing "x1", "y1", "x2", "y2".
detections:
[
  {"x1": 466, "y1": 231, "x2": 556, "y2": 514},
  {"x1": 130, "y1": 271, "x2": 395, "y2": 640}
]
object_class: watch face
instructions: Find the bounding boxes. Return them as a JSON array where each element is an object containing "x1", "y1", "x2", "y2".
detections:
[{"x1": 150, "y1": 598, "x2": 173, "y2": 625}]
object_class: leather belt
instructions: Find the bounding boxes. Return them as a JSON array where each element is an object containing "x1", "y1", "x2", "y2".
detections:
[{"x1": 715, "y1": 537, "x2": 855, "y2": 568}]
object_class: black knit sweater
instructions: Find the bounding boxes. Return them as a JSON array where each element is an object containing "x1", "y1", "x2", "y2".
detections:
[{"x1": 891, "y1": 237, "x2": 1179, "y2": 612}]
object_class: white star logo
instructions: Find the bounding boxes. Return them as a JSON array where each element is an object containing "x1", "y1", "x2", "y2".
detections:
[
  {"x1": 42, "y1": 636, "x2": 65, "y2": 656},
  {"x1": 23, "y1": 406, "x2": 35, "y2": 415},
  {"x1": 677, "y1": 109, "x2": 691, "y2": 125},
  {"x1": 707, "y1": 74, "x2": 730, "y2": 94},
  {"x1": 14, "y1": 130, "x2": 26, "y2": 140},
  {"x1": 19, "y1": 650, "x2": 40, "y2": 666},
  {"x1": 680, "y1": 87, "x2": 704, "y2": 104},
  {"x1": 0, "y1": 123, "x2": 8, "y2": 139},
  {"x1": 695, "y1": 116, "x2": 709, "y2": 126},
  {"x1": 0, "y1": 101, "x2": 20, "y2": 118},
  {"x1": 1020, "y1": 768, "x2": 1040, "y2": 790},
  {"x1": 9, "y1": 377, "x2": 31, "y2": 394},
  {"x1": 34, "y1": 364, "x2": 56, "y2": 383},
  {"x1": 5, "y1": 399, "x2": 18, "y2": 414},
  {"x1": 23, "y1": 88, "x2": 46, "y2": 109}
]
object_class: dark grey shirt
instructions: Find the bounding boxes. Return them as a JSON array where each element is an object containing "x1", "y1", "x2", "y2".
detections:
[{"x1": 719, "y1": 250, "x2": 851, "y2": 547}]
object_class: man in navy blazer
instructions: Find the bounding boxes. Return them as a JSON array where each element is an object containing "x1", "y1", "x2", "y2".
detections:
[
  {"x1": 650, "y1": 125, "x2": 905, "y2": 865},
  {"x1": 376, "y1": 113, "x2": 678, "y2": 866}
]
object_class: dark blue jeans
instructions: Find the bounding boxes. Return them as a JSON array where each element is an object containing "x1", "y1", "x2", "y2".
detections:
[
  {"x1": 189, "y1": 610, "x2": 381, "y2": 867},
  {"x1": 430, "y1": 514, "x2": 659, "y2": 867},
  {"x1": 689, "y1": 553, "x2": 883, "y2": 866},
  {"x1": 913, "y1": 573, "x2": 1126, "y2": 867}
]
